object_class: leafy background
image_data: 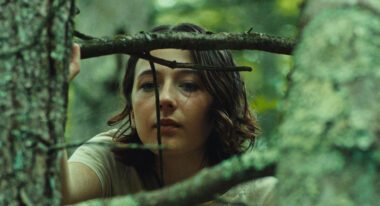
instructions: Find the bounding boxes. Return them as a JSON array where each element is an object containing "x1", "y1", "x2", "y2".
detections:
[{"x1": 66, "y1": 0, "x2": 302, "y2": 152}]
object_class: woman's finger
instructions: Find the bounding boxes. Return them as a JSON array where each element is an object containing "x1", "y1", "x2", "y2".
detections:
[{"x1": 69, "y1": 43, "x2": 81, "y2": 81}]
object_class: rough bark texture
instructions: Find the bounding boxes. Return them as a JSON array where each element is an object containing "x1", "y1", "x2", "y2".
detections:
[
  {"x1": 78, "y1": 31, "x2": 295, "y2": 59},
  {"x1": 2, "y1": 0, "x2": 380, "y2": 205},
  {"x1": 277, "y1": 0, "x2": 380, "y2": 205},
  {"x1": 0, "y1": 1, "x2": 74, "y2": 205}
]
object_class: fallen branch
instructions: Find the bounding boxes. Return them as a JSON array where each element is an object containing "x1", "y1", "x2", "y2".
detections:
[{"x1": 77, "y1": 31, "x2": 295, "y2": 59}]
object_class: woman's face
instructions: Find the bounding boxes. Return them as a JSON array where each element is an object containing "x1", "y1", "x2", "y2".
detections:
[{"x1": 130, "y1": 49, "x2": 213, "y2": 155}]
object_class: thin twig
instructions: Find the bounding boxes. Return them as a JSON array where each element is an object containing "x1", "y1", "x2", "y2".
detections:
[
  {"x1": 136, "y1": 52, "x2": 252, "y2": 71},
  {"x1": 74, "y1": 30, "x2": 96, "y2": 40},
  {"x1": 149, "y1": 58, "x2": 165, "y2": 188},
  {"x1": 48, "y1": 140, "x2": 167, "y2": 152}
]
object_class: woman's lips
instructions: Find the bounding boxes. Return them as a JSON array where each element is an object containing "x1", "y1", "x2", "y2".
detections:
[
  {"x1": 160, "y1": 125, "x2": 179, "y2": 135},
  {"x1": 154, "y1": 119, "x2": 181, "y2": 135}
]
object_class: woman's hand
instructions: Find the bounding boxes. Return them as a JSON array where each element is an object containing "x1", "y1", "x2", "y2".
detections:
[{"x1": 68, "y1": 43, "x2": 81, "y2": 81}]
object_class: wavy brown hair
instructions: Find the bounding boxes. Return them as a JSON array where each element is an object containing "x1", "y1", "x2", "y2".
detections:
[{"x1": 108, "y1": 23, "x2": 259, "y2": 174}]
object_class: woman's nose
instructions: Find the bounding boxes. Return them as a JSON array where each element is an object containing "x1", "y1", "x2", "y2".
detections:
[{"x1": 159, "y1": 84, "x2": 177, "y2": 113}]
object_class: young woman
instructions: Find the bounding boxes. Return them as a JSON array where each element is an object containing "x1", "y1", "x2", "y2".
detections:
[{"x1": 63, "y1": 23, "x2": 276, "y2": 205}]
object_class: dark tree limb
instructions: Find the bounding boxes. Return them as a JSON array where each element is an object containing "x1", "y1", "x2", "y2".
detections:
[
  {"x1": 74, "y1": 30, "x2": 96, "y2": 40},
  {"x1": 77, "y1": 31, "x2": 296, "y2": 59},
  {"x1": 149, "y1": 60, "x2": 164, "y2": 187}
]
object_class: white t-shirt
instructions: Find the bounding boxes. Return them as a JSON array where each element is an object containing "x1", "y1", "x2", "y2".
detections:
[{"x1": 69, "y1": 130, "x2": 277, "y2": 205}]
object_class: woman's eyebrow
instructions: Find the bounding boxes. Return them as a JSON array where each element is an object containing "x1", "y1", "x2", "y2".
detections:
[
  {"x1": 137, "y1": 69, "x2": 199, "y2": 79},
  {"x1": 137, "y1": 69, "x2": 154, "y2": 78},
  {"x1": 175, "y1": 69, "x2": 199, "y2": 77}
]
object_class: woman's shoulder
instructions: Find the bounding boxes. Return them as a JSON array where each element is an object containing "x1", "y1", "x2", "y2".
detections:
[
  {"x1": 69, "y1": 129, "x2": 118, "y2": 159},
  {"x1": 86, "y1": 129, "x2": 118, "y2": 143},
  {"x1": 68, "y1": 129, "x2": 119, "y2": 168},
  {"x1": 69, "y1": 129, "x2": 145, "y2": 196}
]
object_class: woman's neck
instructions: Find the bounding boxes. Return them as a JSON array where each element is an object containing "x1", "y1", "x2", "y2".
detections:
[{"x1": 155, "y1": 150, "x2": 207, "y2": 186}]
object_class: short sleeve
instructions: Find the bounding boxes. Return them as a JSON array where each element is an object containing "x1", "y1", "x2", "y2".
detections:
[{"x1": 68, "y1": 130, "x2": 119, "y2": 197}]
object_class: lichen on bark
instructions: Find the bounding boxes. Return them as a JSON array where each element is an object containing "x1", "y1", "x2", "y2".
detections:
[
  {"x1": 0, "y1": 1, "x2": 74, "y2": 205},
  {"x1": 278, "y1": 2, "x2": 380, "y2": 205}
]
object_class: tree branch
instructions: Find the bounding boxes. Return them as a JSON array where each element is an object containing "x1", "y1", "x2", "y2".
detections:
[
  {"x1": 74, "y1": 30, "x2": 96, "y2": 40},
  {"x1": 47, "y1": 140, "x2": 167, "y2": 152},
  {"x1": 135, "y1": 52, "x2": 253, "y2": 71},
  {"x1": 77, "y1": 31, "x2": 296, "y2": 59},
  {"x1": 74, "y1": 149, "x2": 277, "y2": 206}
]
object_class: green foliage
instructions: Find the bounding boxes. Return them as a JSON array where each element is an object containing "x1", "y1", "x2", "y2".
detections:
[{"x1": 275, "y1": 0, "x2": 304, "y2": 16}]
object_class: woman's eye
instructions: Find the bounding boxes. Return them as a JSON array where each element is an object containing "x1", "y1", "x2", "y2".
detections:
[
  {"x1": 140, "y1": 82, "x2": 155, "y2": 92},
  {"x1": 180, "y1": 82, "x2": 199, "y2": 92}
]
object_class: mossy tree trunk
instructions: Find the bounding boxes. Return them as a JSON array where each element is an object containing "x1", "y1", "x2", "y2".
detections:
[
  {"x1": 277, "y1": 0, "x2": 380, "y2": 205},
  {"x1": 0, "y1": 1, "x2": 74, "y2": 205},
  {"x1": 2, "y1": 0, "x2": 380, "y2": 205}
]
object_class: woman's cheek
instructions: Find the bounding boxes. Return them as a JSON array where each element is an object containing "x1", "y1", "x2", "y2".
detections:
[{"x1": 134, "y1": 99, "x2": 156, "y2": 144}]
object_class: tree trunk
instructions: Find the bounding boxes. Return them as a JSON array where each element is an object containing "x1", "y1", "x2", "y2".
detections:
[
  {"x1": 2, "y1": 0, "x2": 380, "y2": 205},
  {"x1": 278, "y1": 1, "x2": 380, "y2": 205},
  {"x1": 0, "y1": 1, "x2": 74, "y2": 205}
]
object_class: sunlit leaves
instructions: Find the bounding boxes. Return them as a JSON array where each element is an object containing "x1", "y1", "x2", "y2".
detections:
[{"x1": 275, "y1": 0, "x2": 304, "y2": 16}]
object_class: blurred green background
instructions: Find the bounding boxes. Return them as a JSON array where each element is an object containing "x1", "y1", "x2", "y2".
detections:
[{"x1": 66, "y1": 0, "x2": 302, "y2": 151}]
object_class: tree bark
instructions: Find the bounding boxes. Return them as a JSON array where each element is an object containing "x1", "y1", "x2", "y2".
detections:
[
  {"x1": 3, "y1": 0, "x2": 380, "y2": 205},
  {"x1": 0, "y1": 1, "x2": 74, "y2": 205},
  {"x1": 78, "y1": 31, "x2": 295, "y2": 59},
  {"x1": 277, "y1": 0, "x2": 380, "y2": 205}
]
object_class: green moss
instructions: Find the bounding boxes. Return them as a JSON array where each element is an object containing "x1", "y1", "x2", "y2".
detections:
[
  {"x1": 278, "y1": 5, "x2": 380, "y2": 205},
  {"x1": 13, "y1": 150, "x2": 24, "y2": 170}
]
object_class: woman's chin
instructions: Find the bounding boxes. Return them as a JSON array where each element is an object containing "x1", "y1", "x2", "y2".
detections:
[{"x1": 153, "y1": 140, "x2": 187, "y2": 155}]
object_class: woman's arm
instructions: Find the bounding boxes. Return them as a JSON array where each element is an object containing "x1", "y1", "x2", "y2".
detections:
[
  {"x1": 61, "y1": 152, "x2": 102, "y2": 205},
  {"x1": 61, "y1": 44, "x2": 102, "y2": 205}
]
